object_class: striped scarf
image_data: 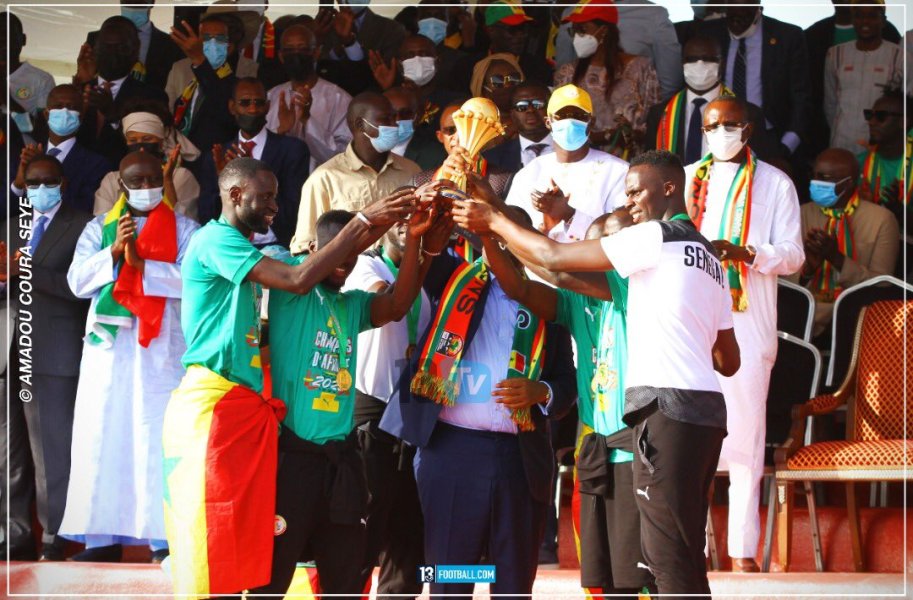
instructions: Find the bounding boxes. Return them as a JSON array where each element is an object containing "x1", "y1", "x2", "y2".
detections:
[
  {"x1": 656, "y1": 85, "x2": 734, "y2": 153},
  {"x1": 410, "y1": 258, "x2": 545, "y2": 431},
  {"x1": 87, "y1": 193, "x2": 177, "y2": 348},
  {"x1": 861, "y1": 132, "x2": 912, "y2": 206},
  {"x1": 688, "y1": 149, "x2": 755, "y2": 311},
  {"x1": 813, "y1": 192, "x2": 860, "y2": 303}
]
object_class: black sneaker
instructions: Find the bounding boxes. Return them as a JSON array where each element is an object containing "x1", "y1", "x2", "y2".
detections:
[
  {"x1": 69, "y1": 544, "x2": 123, "y2": 563},
  {"x1": 150, "y1": 549, "x2": 170, "y2": 564}
]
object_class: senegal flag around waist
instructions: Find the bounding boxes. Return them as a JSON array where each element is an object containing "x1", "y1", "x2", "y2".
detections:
[
  {"x1": 88, "y1": 193, "x2": 177, "y2": 348},
  {"x1": 163, "y1": 365, "x2": 287, "y2": 598}
]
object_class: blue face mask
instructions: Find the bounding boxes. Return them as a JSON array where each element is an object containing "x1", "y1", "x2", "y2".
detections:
[
  {"x1": 203, "y1": 39, "x2": 229, "y2": 70},
  {"x1": 396, "y1": 119, "x2": 414, "y2": 145},
  {"x1": 27, "y1": 184, "x2": 63, "y2": 213},
  {"x1": 47, "y1": 108, "x2": 81, "y2": 137},
  {"x1": 121, "y1": 7, "x2": 150, "y2": 29},
  {"x1": 346, "y1": 0, "x2": 370, "y2": 14},
  {"x1": 417, "y1": 17, "x2": 447, "y2": 46},
  {"x1": 363, "y1": 119, "x2": 400, "y2": 153},
  {"x1": 550, "y1": 118, "x2": 590, "y2": 152},
  {"x1": 809, "y1": 176, "x2": 851, "y2": 208}
]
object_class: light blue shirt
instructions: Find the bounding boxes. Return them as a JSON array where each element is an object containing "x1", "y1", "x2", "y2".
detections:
[
  {"x1": 438, "y1": 278, "x2": 520, "y2": 434},
  {"x1": 615, "y1": 0, "x2": 683, "y2": 100},
  {"x1": 329, "y1": 10, "x2": 368, "y2": 61},
  {"x1": 138, "y1": 20, "x2": 153, "y2": 65}
]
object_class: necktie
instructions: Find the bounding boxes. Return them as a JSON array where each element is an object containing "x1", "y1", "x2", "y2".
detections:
[
  {"x1": 685, "y1": 98, "x2": 707, "y2": 164},
  {"x1": 733, "y1": 38, "x2": 747, "y2": 99},
  {"x1": 240, "y1": 140, "x2": 256, "y2": 157},
  {"x1": 47, "y1": 147, "x2": 61, "y2": 158},
  {"x1": 31, "y1": 215, "x2": 48, "y2": 253},
  {"x1": 528, "y1": 143, "x2": 547, "y2": 157}
]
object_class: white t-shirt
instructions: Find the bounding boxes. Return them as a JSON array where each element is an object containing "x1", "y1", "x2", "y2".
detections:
[
  {"x1": 343, "y1": 253, "x2": 431, "y2": 402},
  {"x1": 600, "y1": 219, "x2": 733, "y2": 429},
  {"x1": 507, "y1": 148, "x2": 629, "y2": 242}
]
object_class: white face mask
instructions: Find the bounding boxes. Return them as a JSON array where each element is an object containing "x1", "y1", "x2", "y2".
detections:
[
  {"x1": 705, "y1": 126, "x2": 746, "y2": 161},
  {"x1": 683, "y1": 60, "x2": 720, "y2": 92},
  {"x1": 573, "y1": 33, "x2": 599, "y2": 59},
  {"x1": 124, "y1": 186, "x2": 164, "y2": 212},
  {"x1": 402, "y1": 56, "x2": 436, "y2": 87}
]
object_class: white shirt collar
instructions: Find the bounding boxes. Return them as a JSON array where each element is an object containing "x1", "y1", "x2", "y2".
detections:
[
  {"x1": 519, "y1": 133, "x2": 553, "y2": 152},
  {"x1": 686, "y1": 83, "x2": 723, "y2": 105},
  {"x1": 48, "y1": 137, "x2": 77, "y2": 162},
  {"x1": 33, "y1": 198, "x2": 62, "y2": 224},
  {"x1": 238, "y1": 126, "x2": 269, "y2": 159}
]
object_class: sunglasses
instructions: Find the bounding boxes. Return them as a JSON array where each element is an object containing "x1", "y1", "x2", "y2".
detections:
[
  {"x1": 235, "y1": 98, "x2": 268, "y2": 108},
  {"x1": 440, "y1": 125, "x2": 457, "y2": 136},
  {"x1": 487, "y1": 74, "x2": 523, "y2": 89},
  {"x1": 25, "y1": 182, "x2": 61, "y2": 189},
  {"x1": 701, "y1": 122, "x2": 747, "y2": 133},
  {"x1": 863, "y1": 109, "x2": 902, "y2": 122},
  {"x1": 513, "y1": 99, "x2": 546, "y2": 112},
  {"x1": 202, "y1": 34, "x2": 229, "y2": 44}
]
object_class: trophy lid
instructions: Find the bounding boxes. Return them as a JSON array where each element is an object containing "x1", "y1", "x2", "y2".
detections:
[{"x1": 458, "y1": 97, "x2": 501, "y2": 122}]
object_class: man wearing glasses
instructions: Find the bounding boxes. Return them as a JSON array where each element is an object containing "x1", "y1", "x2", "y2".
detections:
[
  {"x1": 166, "y1": 13, "x2": 256, "y2": 160},
  {"x1": 684, "y1": 95, "x2": 803, "y2": 573},
  {"x1": 198, "y1": 77, "x2": 310, "y2": 249},
  {"x1": 484, "y1": 81, "x2": 554, "y2": 173},
  {"x1": 506, "y1": 84, "x2": 628, "y2": 243}
]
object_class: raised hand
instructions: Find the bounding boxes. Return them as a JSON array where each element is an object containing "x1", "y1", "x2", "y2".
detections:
[
  {"x1": 170, "y1": 20, "x2": 205, "y2": 66},
  {"x1": 290, "y1": 83, "x2": 313, "y2": 119},
  {"x1": 75, "y1": 43, "x2": 97, "y2": 85},
  {"x1": 368, "y1": 50, "x2": 397, "y2": 91},
  {"x1": 334, "y1": 7, "x2": 357, "y2": 43},
  {"x1": 164, "y1": 143, "x2": 181, "y2": 204},
  {"x1": 362, "y1": 187, "x2": 417, "y2": 228},
  {"x1": 313, "y1": 7, "x2": 336, "y2": 43},
  {"x1": 275, "y1": 90, "x2": 298, "y2": 135},
  {"x1": 422, "y1": 209, "x2": 456, "y2": 255},
  {"x1": 532, "y1": 178, "x2": 574, "y2": 225},
  {"x1": 13, "y1": 143, "x2": 45, "y2": 189},
  {"x1": 112, "y1": 214, "x2": 137, "y2": 262},
  {"x1": 212, "y1": 144, "x2": 228, "y2": 174},
  {"x1": 84, "y1": 81, "x2": 115, "y2": 120}
]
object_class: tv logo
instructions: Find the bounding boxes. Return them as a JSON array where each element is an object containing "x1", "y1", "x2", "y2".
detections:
[{"x1": 418, "y1": 565, "x2": 496, "y2": 584}]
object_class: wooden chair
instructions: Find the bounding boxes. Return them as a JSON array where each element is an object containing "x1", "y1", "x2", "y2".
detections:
[{"x1": 774, "y1": 300, "x2": 912, "y2": 571}]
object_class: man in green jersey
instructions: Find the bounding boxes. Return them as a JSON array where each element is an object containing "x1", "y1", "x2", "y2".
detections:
[
  {"x1": 165, "y1": 157, "x2": 419, "y2": 598},
  {"x1": 481, "y1": 207, "x2": 655, "y2": 597},
  {"x1": 251, "y1": 197, "x2": 453, "y2": 597}
]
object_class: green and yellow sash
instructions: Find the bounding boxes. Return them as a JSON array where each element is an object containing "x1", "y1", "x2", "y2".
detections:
[
  {"x1": 173, "y1": 62, "x2": 233, "y2": 136},
  {"x1": 860, "y1": 132, "x2": 912, "y2": 206},
  {"x1": 410, "y1": 258, "x2": 546, "y2": 431},
  {"x1": 656, "y1": 85, "x2": 734, "y2": 153},
  {"x1": 813, "y1": 192, "x2": 860, "y2": 303},
  {"x1": 88, "y1": 193, "x2": 178, "y2": 348},
  {"x1": 688, "y1": 149, "x2": 755, "y2": 311}
]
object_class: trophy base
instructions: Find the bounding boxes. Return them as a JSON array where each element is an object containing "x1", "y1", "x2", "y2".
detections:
[{"x1": 438, "y1": 187, "x2": 469, "y2": 203}]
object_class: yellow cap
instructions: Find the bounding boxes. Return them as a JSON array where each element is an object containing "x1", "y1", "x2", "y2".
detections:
[{"x1": 547, "y1": 84, "x2": 593, "y2": 116}]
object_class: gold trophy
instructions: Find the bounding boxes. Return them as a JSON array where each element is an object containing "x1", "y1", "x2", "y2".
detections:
[{"x1": 438, "y1": 97, "x2": 506, "y2": 201}]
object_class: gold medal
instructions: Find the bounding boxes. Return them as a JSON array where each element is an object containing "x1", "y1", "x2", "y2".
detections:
[
  {"x1": 336, "y1": 368, "x2": 353, "y2": 393},
  {"x1": 405, "y1": 344, "x2": 417, "y2": 361}
]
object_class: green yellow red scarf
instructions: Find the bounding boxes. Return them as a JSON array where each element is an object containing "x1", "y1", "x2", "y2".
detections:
[
  {"x1": 688, "y1": 149, "x2": 755, "y2": 311},
  {"x1": 656, "y1": 86, "x2": 734, "y2": 154},
  {"x1": 860, "y1": 132, "x2": 912, "y2": 206},
  {"x1": 410, "y1": 258, "x2": 545, "y2": 431},
  {"x1": 813, "y1": 192, "x2": 860, "y2": 303},
  {"x1": 88, "y1": 193, "x2": 178, "y2": 348}
]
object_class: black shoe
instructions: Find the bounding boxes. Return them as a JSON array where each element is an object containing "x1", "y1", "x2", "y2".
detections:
[
  {"x1": 39, "y1": 544, "x2": 66, "y2": 561},
  {"x1": 69, "y1": 544, "x2": 123, "y2": 563},
  {"x1": 6, "y1": 544, "x2": 39, "y2": 561},
  {"x1": 150, "y1": 549, "x2": 169, "y2": 564}
]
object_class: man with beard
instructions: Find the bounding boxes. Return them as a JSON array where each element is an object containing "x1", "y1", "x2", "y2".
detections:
[
  {"x1": 266, "y1": 23, "x2": 352, "y2": 170},
  {"x1": 165, "y1": 158, "x2": 418, "y2": 598},
  {"x1": 74, "y1": 16, "x2": 169, "y2": 166},
  {"x1": 199, "y1": 77, "x2": 310, "y2": 248}
]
